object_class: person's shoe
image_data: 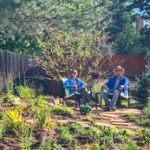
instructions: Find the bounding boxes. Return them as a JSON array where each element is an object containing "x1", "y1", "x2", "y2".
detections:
[
  {"x1": 111, "y1": 107, "x2": 116, "y2": 111},
  {"x1": 103, "y1": 107, "x2": 110, "y2": 111}
]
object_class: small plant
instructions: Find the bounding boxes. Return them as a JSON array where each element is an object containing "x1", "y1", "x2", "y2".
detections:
[
  {"x1": 83, "y1": 127, "x2": 100, "y2": 141},
  {"x1": 137, "y1": 129, "x2": 150, "y2": 145},
  {"x1": 51, "y1": 106, "x2": 75, "y2": 117},
  {"x1": 57, "y1": 126, "x2": 73, "y2": 144},
  {"x1": 68, "y1": 122, "x2": 85, "y2": 135},
  {"x1": 42, "y1": 140, "x2": 64, "y2": 150},
  {"x1": 91, "y1": 143, "x2": 105, "y2": 150},
  {"x1": 15, "y1": 85, "x2": 36, "y2": 99},
  {"x1": 3, "y1": 109, "x2": 23, "y2": 131},
  {"x1": 34, "y1": 96, "x2": 48, "y2": 108},
  {"x1": 114, "y1": 129, "x2": 129, "y2": 143},
  {"x1": 123, "y1": 141, "x2": 140, "y2": 150},
  {"x1": 0, "y1": 120, "x2": 5, "y2": 139},
  {"x1": 99, "y1": 127, "x2": 119, "y2": 148},
  {"x1": 80, "y1": 104, "x2": 92, "y2": 115},
  {"x1": 14, "y1": 123, "x2": 33, "y2": 150},
  {"x1": 127, "y1": 114, "x2": 150, "y2": 127},
  {"x1": 144, "y1": 97, "x2": 150, "y2": 117},
  {"x1": 35, "y1": 108, "x2": 56, "y2": 130},
  {"x1": 20, "y1": 137, "x2": 32, "y2": 150}
]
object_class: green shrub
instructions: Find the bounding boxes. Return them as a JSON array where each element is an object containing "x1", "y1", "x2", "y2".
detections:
[
  {"x1": 42, "y1": 140, "x2": 64, "y2": 150},
  {"x1": 14, "y1": 124, "x2": 33, "y2": 150},
  {"x1": 68, "y1": 122, "x2": 85, "y2": 135},
  {"x1": 80, "y1": 104, "x2": 92, "y2": 115},
  {"x1": 57, "y1": 126, "x2": 73, "y2": 143},
  {"x1": 123, "y1": 141, "x2": 140, "y2": 150},
  {"x1": 127, "y1": 114, "x2": 150, "y2": 127},
  {"x1": 15, "y1": 85, "x2": 36, "y2": 99},
  {"x1": 83, "y1": 127, "x2": 100, "y2": 141},
  {"x1": 34, "y1": 96, "x2": 48, "y2": 108},
  {"x1": 51, "y1": 106, "x2": 75, "y2": 117},
  {"x1": 114, "y1": 129, "x2": 129, "y2": 143},
  {"x1": 0, "y1": 120, "x2": 5, "y2": 139},
  {"x1": 144, "y1": 97, "x2": 150, "y2": 117},
  {"x1": 137, "y1": 129, "x2": 150, "y2": 145},
  {"x1": 35, "y1": 108, "x2": 56, "y2": 130},
  {"x1": 99, "y1": 127, "x2": 119, "y2": 147},
  {"x1": 135, "y1": 65, "x2": 150, "y2": 105},
  {"x1": 20, "y1": 137, "x2": 32, "y2": 150}
]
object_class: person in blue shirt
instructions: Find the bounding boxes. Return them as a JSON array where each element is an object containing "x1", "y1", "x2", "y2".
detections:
[
  {"x1": 102, "y1": 66, "x2": 129, "y2": 111},
  {"x1": 64, "y1": 69, "x2": 91, "y2": 104}
]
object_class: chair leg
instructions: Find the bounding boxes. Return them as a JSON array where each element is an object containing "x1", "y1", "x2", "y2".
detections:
[
  {"x1": 128, "y1": 98, "x2": 130, "y2": 107},
  {"x1": 63, "y1": 99, "x2": 66, "y2": 106},
  {"x1": 95, "y1": 101, "x2": 98, "y2": 111},
  {"x1": 100, "y1": 94, "x2": 103, "y2": 108},
  {"x1": 117, "y1": 97, "x2": 121, "y2": 108}
]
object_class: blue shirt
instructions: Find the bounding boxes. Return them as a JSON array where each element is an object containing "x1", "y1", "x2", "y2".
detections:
[
  {"x1": 63, "y1": 77, "x2": 87, "y2": 94},
  {"x1": 105, "y1": 75, "x2": 129, "y2": 95}
]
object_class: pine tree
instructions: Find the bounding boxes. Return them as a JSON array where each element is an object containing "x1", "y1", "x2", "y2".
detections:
[{"x1": 136, "y1": 64, "x2": 150, "y2": 105}]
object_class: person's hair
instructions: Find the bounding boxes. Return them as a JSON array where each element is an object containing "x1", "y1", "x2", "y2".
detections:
[
  {"x1": 71, "y1": 69, "x2": 78, "y2": 74},
  {"x1": 113, "y1": 66, "x2": 125, "y2": 74}
]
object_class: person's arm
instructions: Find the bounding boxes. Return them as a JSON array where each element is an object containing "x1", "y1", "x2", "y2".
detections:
[
  {"x1": 120, "y1": 77, "x2": 129, "y2": 91},
  {"x1": 105, "y1": 78, "x2": 112, "y2": 89},
  {"x1": 63, "y1": 79, "x2": 74, "y2": 89},
  {"x1": 77, "y1": 78, "x2": 87, "y2": 88}
]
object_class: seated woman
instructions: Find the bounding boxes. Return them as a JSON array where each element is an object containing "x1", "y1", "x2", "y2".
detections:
[
  {"x1": 102, "y1": 66, "x2": 129, "y2": 111},
  {"x1": 63, "y1": 69, "x2": 91, "y2": 104}
]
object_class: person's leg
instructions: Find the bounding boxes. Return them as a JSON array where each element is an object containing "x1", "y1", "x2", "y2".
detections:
[
  {"x1": 102, "y1": 91, "x2": 111, "y2": 108},
  {"x1": 78, "y1": 89, "x2": 91, "y2": 104},
  {"x1": 110, "y1": 90, "x2": 120, "y2": 110}
]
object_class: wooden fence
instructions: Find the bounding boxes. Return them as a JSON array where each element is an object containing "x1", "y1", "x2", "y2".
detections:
[{"x1": 0, "y1": 50, "x2": 36, "y2": 91}]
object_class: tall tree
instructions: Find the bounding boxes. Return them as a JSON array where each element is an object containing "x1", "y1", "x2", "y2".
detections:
[
  {"x1": 0, "y1": 0, "x2": 111, "y2": 54},
  {"x1": 106, "y1": 0, "x2": 142, "y2": 55}
]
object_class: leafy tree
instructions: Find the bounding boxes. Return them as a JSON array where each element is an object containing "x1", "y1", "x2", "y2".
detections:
[
  {"x1": 37, "y1": 31, "x2": 106, "y2": 81},
  {"x1": 106, "y1": 0, "x2": 142, "y2": 55},
  {"x1": 113, "y1": 13, "x2": 141, "y2": 55},
  {"x1": 0, "y1": 0, "x2": 111, "y2": 54}
]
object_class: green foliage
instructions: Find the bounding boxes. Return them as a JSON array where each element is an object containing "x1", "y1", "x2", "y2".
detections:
[
  {"x1": 15, "y1": 85, "x2": 36, "y2": 99},
  {"x1": 123, "y1": 141, "x2": 140, "y2": 150},
  {"x1": 127, "y1": 114, "x2": 150, "y2": 127},
  {"x1": 136, "y1": 65, "x2": 150, "y2": 105},
  {"x1": 136, "y1": 129, "x2": 150, "y2": 145},
  {"x1": 80, "y1": 104, "x2": 92, "y2": 115},
  {"x1": 50, "y1": 105, "x2": 75, "y2": 117},
  {"x1": 82, "y1": 127, "x2": 100, "y2": 141},
  {"x1": 68, "y1": 122, "x2": 85, "y2": 135},
  {"x1": 14, "y1": 123, "x2": 33, "y2": 150},
  {"x1": 38, "y1": 31, "x2": 105, "y2": 80},
  {"x1": 35, "y1": 108, "x2": 55, "y2": 130},
  {"x1": 0, "y1": 120, "x2": 5, "y2": 139},
  {"x1": 144, "y1": 98, "x2": 150, "y2": 117},
  {"x1": 42, "y1": 140, "x2": 64, "y2": 150},
  {"x1": 0, "y1": 0, "x2": 110, "y2": 55},
  {"x1": 57, "y1": 126, "x2": 74, "y2": 143},
  {"x1": 20, "y1": 137, "x2": 32, "y2": 150}
]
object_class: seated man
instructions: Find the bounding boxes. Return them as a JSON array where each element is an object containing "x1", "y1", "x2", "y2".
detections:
[
  {"x1": 63, "y1": 69, "x2": 91, "y2": 104},
  {"x1": 102, "y1": 66, "x2": 129, "y2": 111}
]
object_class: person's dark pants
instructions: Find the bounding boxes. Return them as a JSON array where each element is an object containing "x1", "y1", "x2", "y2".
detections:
[{"x1": 77, "y1": 88, "x2": 91, "y2": 104}]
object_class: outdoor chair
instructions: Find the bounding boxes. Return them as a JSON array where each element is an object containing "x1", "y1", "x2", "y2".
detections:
[
  {"x1": 62, "y1": 78, "x2": 98, "y2": 110},
  {"x1": 96, "y1": 86, "x2": 131, "y2": 108}
]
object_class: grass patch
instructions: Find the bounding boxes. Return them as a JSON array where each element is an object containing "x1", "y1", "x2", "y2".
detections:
[{"x1": 50, "y1": 106, "x2": 75, "y2": 117}]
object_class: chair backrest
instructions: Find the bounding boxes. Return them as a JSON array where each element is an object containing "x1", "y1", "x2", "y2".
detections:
[{"x1": 62, "y1": 78, "x2": 71, "y2": 97}]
